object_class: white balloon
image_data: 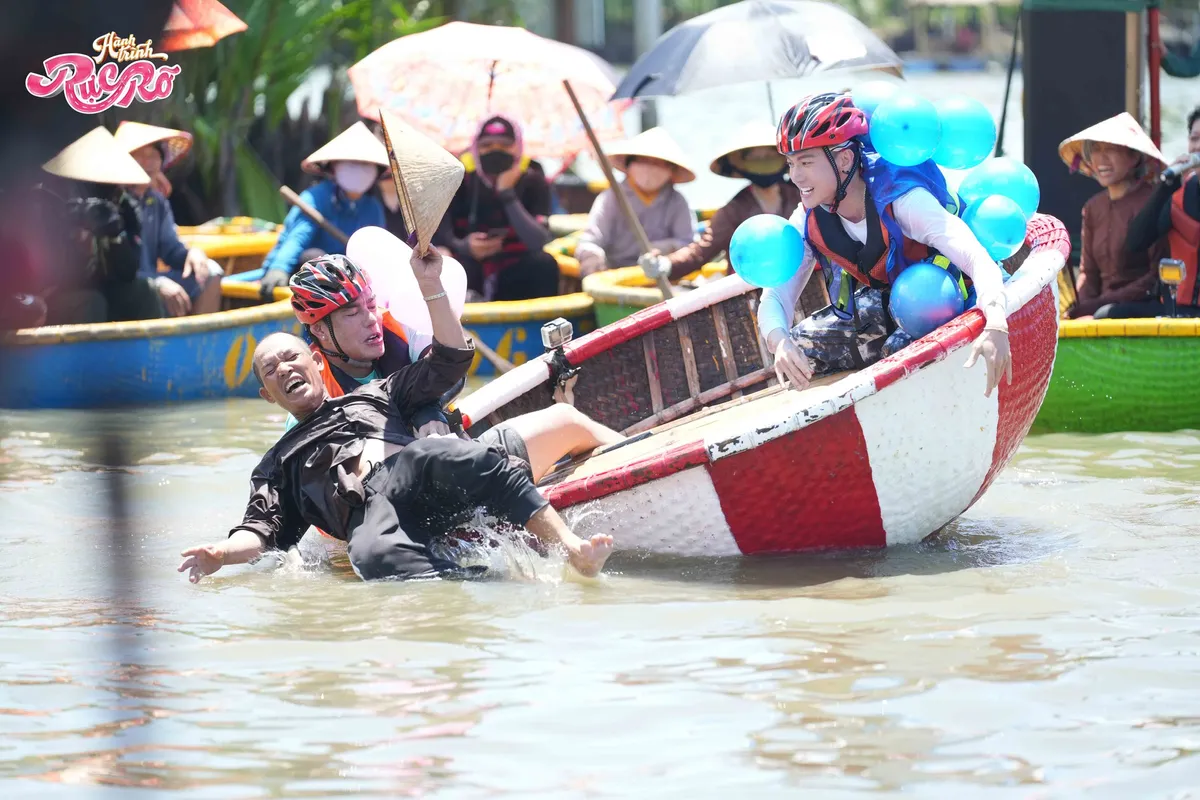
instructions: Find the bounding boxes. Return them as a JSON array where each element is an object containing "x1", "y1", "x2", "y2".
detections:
[{"x1": 345, "y1": 226, "x2": 468, "y2": 334}]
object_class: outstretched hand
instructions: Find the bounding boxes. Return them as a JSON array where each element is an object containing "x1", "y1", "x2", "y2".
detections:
[
  {"x1": 178, "y1": 544, "x2": 224, "y2": 584},
  {"x1": 964, "y1": 328, "x2": 1013, "y2": 398}
]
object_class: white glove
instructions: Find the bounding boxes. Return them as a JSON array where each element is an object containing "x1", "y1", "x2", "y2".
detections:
[{"x1": 638, "y1": 252, "x2": 671, "y2": 280}]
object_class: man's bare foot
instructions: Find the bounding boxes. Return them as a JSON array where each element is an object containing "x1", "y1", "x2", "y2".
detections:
[{"x1": 566, "y1": 534, "x2": 613, "y2": 577}]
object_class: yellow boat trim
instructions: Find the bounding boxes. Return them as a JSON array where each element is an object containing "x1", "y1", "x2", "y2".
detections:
[
  {"x1": 222, "y1": 282, "x2": 291, "y2": 302},
  {"x1": 178, "y1": 230, "x2": 279, "y2": 258},
  {"x1": 462, "y1": 292, "x2": 593, "y2": 323},
  {"x1": 1059, "y1": 317, "x2": 1200, "y2": 338},
  {"x1": 1, "y1": 300, "x2": 296, "y2": 345},
  {"x1": 583, "y1": 263, "x2": 730, "y2": 307}
]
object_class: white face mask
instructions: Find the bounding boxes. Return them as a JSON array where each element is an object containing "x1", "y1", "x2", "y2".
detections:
[
  {"x1": 627, "y1": 162, "x2": 673, "y2": 194},
  {"x1": 333, "y1": 162, "x2": 379, "y2": 195}
]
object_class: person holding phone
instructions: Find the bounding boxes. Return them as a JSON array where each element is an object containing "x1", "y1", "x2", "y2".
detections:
[{"x1": 434, "y1": 115, "x2": 560, "y2": 302}]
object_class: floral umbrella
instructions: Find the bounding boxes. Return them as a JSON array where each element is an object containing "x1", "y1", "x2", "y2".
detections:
[
  {"x1": 348, "y1": 21, "x2": 631, "y2": 164},
  {"x1": 160, "y1": 0, "x2": 248, "y2": 52}
]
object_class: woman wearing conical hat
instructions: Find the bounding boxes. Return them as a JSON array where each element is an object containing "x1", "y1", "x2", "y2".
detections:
[
  {"x1": 39, "y1": 127, "x2": 164, "y2": 325},
  {"x1": 114, "y1": 121, "x2": 224, "y2": 317},
  {"x1": 640, "y1": 122, "x2": 802, "y2": 283},
  {"x1": 1059, "y1": 112, "x2": 1169, "y2": 319},
  {"x1": 259, "y1": 122, "x2": 389, "y2": 297},
  {"x1": 575, "y1": 127, "x2": 697, "y2": 277}
]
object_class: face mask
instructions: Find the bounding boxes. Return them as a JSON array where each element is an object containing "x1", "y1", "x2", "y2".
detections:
[
  {"x1": 627, "y1": 162, "x2": 673, "y2": 194},
  {"x1": 333, "y1": 162, "x2": 379, "y2": 195},
  {"x1": 739, "y1": 169, "x2": 786, "y2": 188},
  {"x1": 479, "y1": 150, "x2": 515, "y2": 176}
]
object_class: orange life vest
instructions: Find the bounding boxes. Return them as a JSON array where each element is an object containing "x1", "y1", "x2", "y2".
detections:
[
  {"x1": 805, "y1": 200, "x2": 934, "y2": 291},
  {"x1": 1167, "y1": 183, "x2": 1200, "y2": 307},
  {"x1": 311, "y1": 310, "x2": 411, "y2": 398}
]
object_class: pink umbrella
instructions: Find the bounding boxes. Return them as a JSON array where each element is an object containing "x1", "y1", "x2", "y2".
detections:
[{"x1": 348, "y1": 21, "x2": 631, "y2": 164}]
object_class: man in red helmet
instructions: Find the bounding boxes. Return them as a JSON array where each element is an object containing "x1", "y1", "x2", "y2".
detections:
[
  {"x1": 758, "y1": 92, "x2": 1013, "y2": 397},
  {"x1": 286, "y1": 254, "x2": 624, "y2": 482},
  {"x1": 178, "y1": 246, "x2": 614, "y2": 583}
]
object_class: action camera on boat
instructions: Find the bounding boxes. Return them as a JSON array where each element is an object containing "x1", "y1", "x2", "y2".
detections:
[{"x1": 541, "y1": 318, "x2": 574, "y2": 351}]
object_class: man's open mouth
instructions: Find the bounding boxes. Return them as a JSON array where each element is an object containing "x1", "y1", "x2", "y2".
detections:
[{"x1": 285, "y1": 376, "x2": 305, "y2": 395}]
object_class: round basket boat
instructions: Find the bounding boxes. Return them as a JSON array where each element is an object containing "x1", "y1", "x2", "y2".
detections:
[
  {"x1": 1033, "y1": 317, "x2": 1200, "y2": 434},
  {"x1": 0, "y1": 290, "x2": 299, "y2": 409},
  {"x1": 456, "y1": 214, "x2": 1069, "y2": 555},
  {"x1": 178, "y1": 220, "x2": 280, "y2": 277}
]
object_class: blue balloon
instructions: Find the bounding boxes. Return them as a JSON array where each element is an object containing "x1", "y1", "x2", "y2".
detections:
[
  {"x1": 958, "y1": 157, "x2": 1040, "y2": 220},
  {"x1": 852, "y1": 80, "x2": 901, "y2": 120},
  {"x1": 729, "y1": 214, "x2": 805, "y2": 289},
  {"x1": 869, "y1": 91, "x2": 941, "y2": 167},
  {"x1": 962, "y1": 195, "x2": 1028, "y2": 261},
  {"x1": 932, "y1": 96, "x2": 997, "y2": 171},
  {"x1": 889, "y1": 261, "x2": 967, "y2": 339}
]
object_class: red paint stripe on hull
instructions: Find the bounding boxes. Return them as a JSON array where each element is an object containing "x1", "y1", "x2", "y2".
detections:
[
  {"x1": 708, "y1": 407, "x2": 886, "y2": 553},
  {"x1": 563, "y1": 304, "x2": 675, "y2": 364},
  {"x1": 545, "y1": 439, "x2": 710, "y2": 509}
]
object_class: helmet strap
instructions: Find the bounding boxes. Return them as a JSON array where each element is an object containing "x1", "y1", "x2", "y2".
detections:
[
  {"x1": 824, "y1": 145, "x2": 860, "y2": 215},
  {"x1": 321, "y1": 317, "x2": 373, "y2": 370}
]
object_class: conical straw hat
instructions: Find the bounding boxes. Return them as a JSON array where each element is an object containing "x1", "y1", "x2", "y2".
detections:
[
  {"x1": 113, "y1": 121, "x2": 193, "y2": 168},
  {"x1": 709, "y1": 121, "x2": 781, "y2": 177},
  {"x1": 301, "y1": 121, "x2": 391, "y2": 175},
  {"x1": 1058, "y1": 112, "x2": 1167, "y2": 178},
  {"x1": 377, "y1": 110, "x2": 465, "y2": 255},
  {"x1": 605, "y1": 127, "x2": 696, "y2": 184},
  {"x1": 43, "y1": 127, "x2": 151, "y2": 186}
]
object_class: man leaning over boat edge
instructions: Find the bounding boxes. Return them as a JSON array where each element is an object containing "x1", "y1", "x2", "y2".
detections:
[{"x1": 755, "y1": 92, "x2": 1013, "y2": 397}]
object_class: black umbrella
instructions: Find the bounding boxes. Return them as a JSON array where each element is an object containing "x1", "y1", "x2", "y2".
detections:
[{"x1": 613, "y1": 0, "x2": 903, "y2": 101}]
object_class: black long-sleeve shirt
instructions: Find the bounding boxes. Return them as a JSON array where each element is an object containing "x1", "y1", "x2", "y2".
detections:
[
  {"x1": 1126, "y1": 173, "x2": 1200, "y2": 254},
  {"x1": 231, "y1": 340, "x2": 474, "y2": 551}
]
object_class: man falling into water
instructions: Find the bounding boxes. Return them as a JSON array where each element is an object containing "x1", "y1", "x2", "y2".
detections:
[{"x1": 178, "y1": 245, "x2": 613, "y2": 583}]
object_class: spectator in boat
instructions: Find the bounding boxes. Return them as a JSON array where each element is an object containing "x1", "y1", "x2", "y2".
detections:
[
  {"x1": 258, "y1": 122, "x2": 389, "y2": 297},
  {"x1": 639, "y1": 122, "x2": 801, "y2": 282},
  {"x1": 1123, "y1": 106, "x2": 1200, "y2": 317},
  {"x1": 575, "y1": 127, "x2": 696, "y2": 277},
  {"x1": 114, "y1": 122, "x2": 223, "y2": 317},
  {"x1": 284, "y1": 254, "x2": 623, "y2": 472},
  {"x1": 39, "y1": 127, "x2": 166, "y2": 325},
  {"x1": 757, "y1": 93, "x2": 1013, "y2": 397},
  {"x1": 1058, "y1": 113, "x2": 1169, "y2": 319},
  {"x1": 433, "y1": 115, "x2": 559, "y2": 302},
  {"x1": 177, "y1": 246, "x2": 613, "y2": 584}
]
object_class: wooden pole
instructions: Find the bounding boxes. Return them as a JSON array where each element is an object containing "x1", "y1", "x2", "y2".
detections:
[
  {"x1": 1148, "y1": 6, "x2": 1162, "y2": 148},
  {"x1": 279, "y1": 186, "x2": 350, "y2": 245},
  {"x1": 475, "y1": 338, "x2": 515, "y2": 374},
  {"x1": 562, "y1": 79, "x2": 674, "y2": 302}
]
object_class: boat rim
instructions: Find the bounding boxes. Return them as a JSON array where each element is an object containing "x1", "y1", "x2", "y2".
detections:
[{"x1": 1059, "y1": 317, "x2": 1200, "y2": 338}]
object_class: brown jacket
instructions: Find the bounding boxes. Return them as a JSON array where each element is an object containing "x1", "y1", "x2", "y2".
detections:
[
  {"x1": 230, "y1": 341, "x2": 475, "y2": 551},
  {"x1": 666, "y1": 183, "x2": 802, "y2": 281},
  {"x1": 1073, "y1": 182, "x2": 1167, "y2": 317}
]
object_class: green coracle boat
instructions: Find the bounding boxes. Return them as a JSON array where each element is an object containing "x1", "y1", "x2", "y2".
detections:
[{"x1": 1033, "y1": 317, "x2": 1200, "y2": 434}]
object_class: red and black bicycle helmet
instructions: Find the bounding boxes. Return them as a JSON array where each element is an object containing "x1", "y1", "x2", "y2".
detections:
[
  {"x1": 777, "y1": 92, "x2": 868, "y2": 212},
  {"x1": 289, "y1": 254, "x2": 371, "y2": 325}
]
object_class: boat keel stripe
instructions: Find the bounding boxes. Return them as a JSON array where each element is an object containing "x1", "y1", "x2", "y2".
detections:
[{"x1": 707, "y1": 407, "x2": 886, "y2": 552}]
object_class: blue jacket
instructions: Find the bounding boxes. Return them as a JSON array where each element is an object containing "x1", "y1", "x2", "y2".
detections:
[
  {"x1": 136, "y1": 189, "x2": 189, "y2": 278},
  {"x1": 262, "y1": 180, "x2": 386, "y2": 275}
]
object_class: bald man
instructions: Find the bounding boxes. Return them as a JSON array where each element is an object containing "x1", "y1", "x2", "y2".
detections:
[{"x1": 179, "y1": 248, "x2": 612, "y2": 583}]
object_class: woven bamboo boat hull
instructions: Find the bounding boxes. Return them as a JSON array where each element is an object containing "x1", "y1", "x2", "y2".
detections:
[
  {"x1": 1033, "y1": 318, "x2": 1200, "y2": 433},
  {"x1": 458, "y1": 215, "x2": 1069, "y2": 554}
]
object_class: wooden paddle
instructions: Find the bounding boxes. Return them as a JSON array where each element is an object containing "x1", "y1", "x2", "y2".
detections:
[
  {"x1": 280, "y1": 186, "x2": 350, "y2": 245},
  {"x1": 562, "y1": 79, "x2": 674, "y2": 303}
]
